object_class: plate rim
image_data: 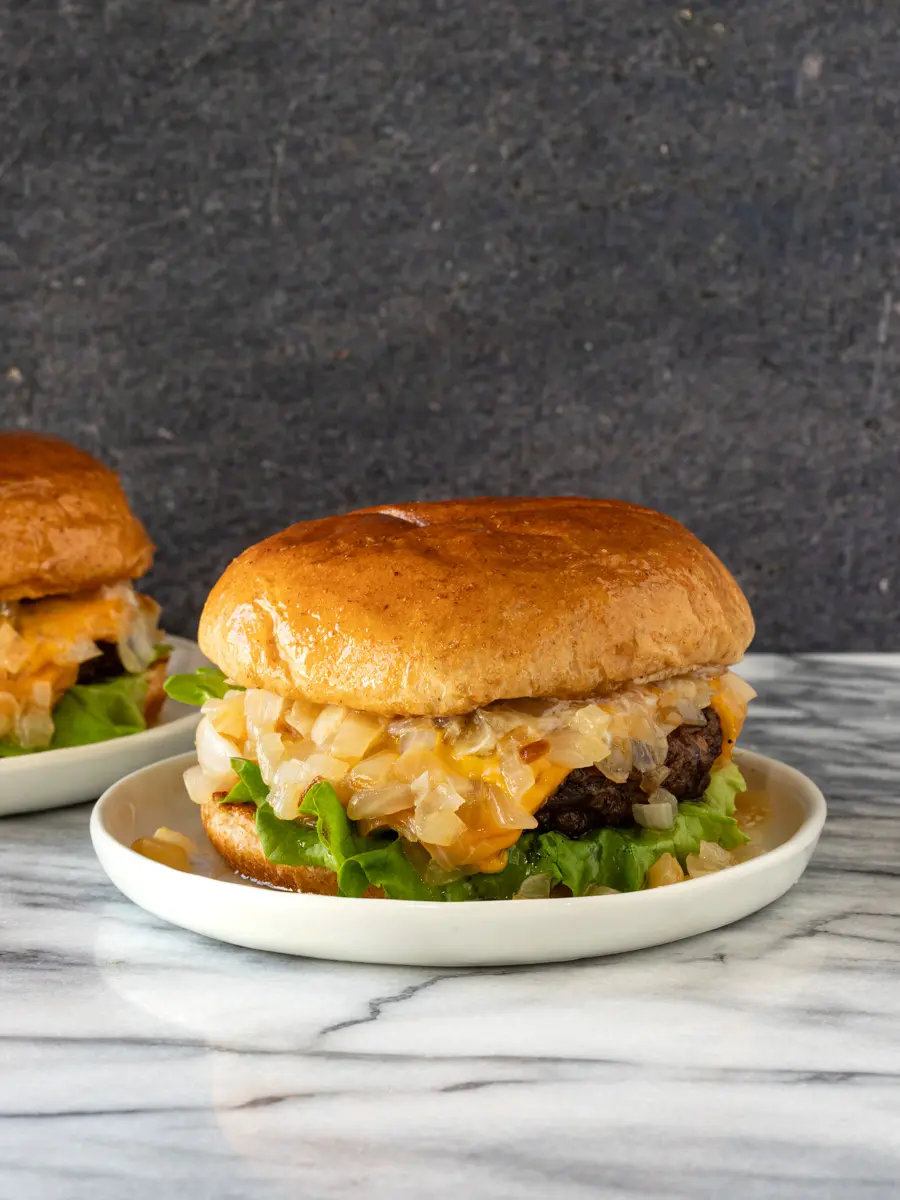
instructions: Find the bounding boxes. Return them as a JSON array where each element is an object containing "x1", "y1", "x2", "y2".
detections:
[
  {"x1": 91, "y1": 746, "x2": 827, "y2": 912},
  {"x1": 0, "y1": 634, "x2": 202, "y2": 776}
]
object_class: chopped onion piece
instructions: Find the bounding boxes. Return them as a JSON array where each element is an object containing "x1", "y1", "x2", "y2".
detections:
[
  {"x1": 384, "y1": 807, "x2": 418, "y2": 843},
  {"x1": 631, "y1": 739, "x2": 660, "y2": 772},
  {"x1": 116, "y1": 597, "x2": 158, "y2": 673},
  {"x1": 131, "y1": 836, "x2": 191, "y2": 872},
  {"x1": 646, "y1": 853, "x2": 685, "y2": 888},
  {"x1": 584, "y1": 884, "x2": 619, "y2": 896},
  {"x1": 640, "y1": 765, "x2": 671, "y2": 794},
  {"x1": 648, "y1": 786, "x2": 678, "y2": 808},
  {"x1": 499, "y1": 742, "x2": 534, "y2": 802},
  {"x1": 544, "y1": 729, "x2": 600, "y2": 769},
  {"x1": 417, "y1": 808, "x2": 466, "y2": 846},
  {"x1": 305, "y1": 752, "x2": 350, "y2": 783},
  {"x1": 482, "y1": 707, "x2": 531, "y2": 739},
  {"x1": 720, "y1": 671, "x2": 758, "y2": 707},
  {"x1": 202, "y1": 692, "x2": 247, "y2": 740},
  {"x1": 196, "y1": 717, "x2": 240, "y2": 785},
  {"x1": 392, "y1": 747, "x2": 438, "y2": 783},
  {"x1": 245, "y1": 689, "x2": 285, "y2": 741},
  {"x1": 447, "y1": 712, "x2": 495, "y2": 756},
  {"x1": 597, "y1": 740, "x2": 632, "y2": 784},
  {"x1": 268, "y1": 758, "x2": 314, "y2": 819},
  {"x1": 348, "y1": 750, "x2": 399, "y2": 786},
  {"x1": 423, "y1": 858, "x2": 465, "y2": 886},
  {"x1": 389, "y1": 716, "x2": 440, "y2": 752},
  {"x1": 416, "y1": 776, "x2": 467, "y2": 816},
  {"x1": 152, "y1": 826, "x2": 197, "y2": 855},
  {"x1": 686, "y1": 841, "x2": 736, "y2": 878},
  {"x1": 16, "y1": 705, "x2": 54, "y2": 749},
  {"x1": 513, "y1": 873, "x2": 553, "y2": 899},
  {"x1": 0, "y1": 622, "x2": 29, "y2": 674},
  {"x1": 284, "y1": 697, "x2": 321, "y2": 737},
  {"x1": 330, "y1": 710, "x2": 384, "y2": 760},
  {"x1": 443, "y1": 769, "x2": 475, "y2": 796},
  {"x1": 400, "y1": 726, "x2": 439, "y2": 753},
  {"x1": 485, "y1": 786, "x2": 538, "y2": 830},
  {"x1": 571, "y1": 704, "x2": 611, "y2": 742},
  {"x1": 271, "y1": 757, "x2": 313, "y2": 786},
  {"x1": 434, "y1": 715, "x2": 465, "y2": 739},
  {"x1": 632, "y1": 801, "x2": 676, "y2": 830},
  {"x1": 347, "y1": 783, "x2": 412, "y2": 819},
  {"x1": 257, "y1": 731, "x2": 286, "y2": 784},
  {"x1": 59, "y1": 636, "x2": 101, "y2": 666},
  {"x1": 698, "y1": 839, "x2": 735, "y2": 867},
  {"x1": 280, "y1": 735, "x2": 314, "y2": 759},
  {"x1": 310, "y1": 704, "x2": 347, "y2": 747},
  {"x1": 31, "y1": 680, "x2": 52, "y2": 709},
  {"x1": 264, "y1": 741, "x2": 349, "y2": 801},
  {"x1": 673, "y1": 698, "x2": 707, "y2": 725},
  {"x1": 183, "y1": 764, "x2": 220, "y2": 806},
  {"x1": 519, "y1": 738, "x2": 550, "y2": 764}
]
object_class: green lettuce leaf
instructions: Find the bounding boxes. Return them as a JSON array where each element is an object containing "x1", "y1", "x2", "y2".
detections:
[
  {"x1": 163, "y1": 667, "x2": 241, "y2": 706},
  {"x1": 298, "y1": 781, "x2": 436, "y2": 899},
  {"x1": 219, "y1": 756, "x2": 750, "y2": 901},
  {"x1": 222, "y1": 758, "x2": 269, "y2": 804},
  {"x1": 532, "y1": 801, "x2": 748, "y2": 895},
  {"x1": 299, "y1": 780, "x2": 366, "y2": 864},
  {"x1": 255, "y1": 800, "x2": 338, "y2": 869},
  {"x1": 0, "y1": 672, "x2": 150, "y2": 756},
  {"x1": 701, "y1": 759, "x2": 746, "y2": 816}
]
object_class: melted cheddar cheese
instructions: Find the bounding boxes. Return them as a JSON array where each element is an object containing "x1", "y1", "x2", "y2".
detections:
[
  {"x1": 8, "y1": 592, "x2": 130, "y2": 697},
  {"x1": 419, "y1": 758, "x2": 571, "y2": 872},
  {"x1": 709, "y1": 674, "x2": 753, "y2": 765},
  {"x1": 0, "y1": 583, "x2": 161, "y2": 747}
]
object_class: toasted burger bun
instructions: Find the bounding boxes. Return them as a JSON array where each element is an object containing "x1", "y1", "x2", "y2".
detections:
[
  {"x1": 143, "y1": 656, "x2": 169, "y2": 728},
  {"x1": 0, "y1": 431, "x2": 154, "y2": 602},
  {"x1": 200, "y1": 497, "x2": 754, "y2": 716},
  {"x1": 201, "y1": 801, "x2": 383, "y2": 897}
]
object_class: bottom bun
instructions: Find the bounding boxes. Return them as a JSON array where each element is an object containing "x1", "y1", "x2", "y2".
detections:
[
  {"x1": 144, "y1": 657, "x2": 169, "y2": 727},
  {"x1": 200, "y1": 801, "x2": 384, "y2": 897}
]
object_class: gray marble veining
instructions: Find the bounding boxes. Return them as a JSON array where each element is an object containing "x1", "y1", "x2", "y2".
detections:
[{"x1": 1, "y1": 655, "x2": 899, "y2": 1199}]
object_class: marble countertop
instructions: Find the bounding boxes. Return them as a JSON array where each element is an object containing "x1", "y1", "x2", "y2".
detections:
[{"x1": 1, "y1": 654, "x2": 899, "y2": 1199}]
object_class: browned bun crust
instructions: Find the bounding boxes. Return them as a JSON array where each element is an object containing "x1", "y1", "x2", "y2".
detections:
[
  {"x1": 0, "y1": 431, "x2": 154, "y2": 601},
  {"x1": 200, "y1": 801, "x2": 383, "y2": 897},
  {"x1": 200, "y1": 497, "x2": 754, "y2": 715},
  {"x1": 143, "y1": 657, "x2": 169, "y2": 728}
]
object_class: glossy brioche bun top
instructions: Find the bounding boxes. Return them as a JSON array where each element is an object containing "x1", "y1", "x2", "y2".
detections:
[
  {"x1": 199, "y1": 496, "x2": 754, "y2": 716},
  {"x1": 0, "y1": 431, "x2": 155, "y2": 601}
]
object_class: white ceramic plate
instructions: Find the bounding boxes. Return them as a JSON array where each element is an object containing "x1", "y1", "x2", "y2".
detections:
[
  {"x1": 90, "y1": 748, "x2": 826, "y2": 966},
  {"x1": 0, "y1": 636, "x2": 208, "y2": 816}
]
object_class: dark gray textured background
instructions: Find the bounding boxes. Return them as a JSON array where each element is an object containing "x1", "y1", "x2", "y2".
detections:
[{"x1": 1, "y1": 1, "x2": 897, "y2": 647}]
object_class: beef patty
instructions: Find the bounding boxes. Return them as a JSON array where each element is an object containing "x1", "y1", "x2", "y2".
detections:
[
  {"x1": 76, "y1": 641, "x2": 126, "y2": 684},
  {"x1": 536, "y1": 707, "x2": 723, "y2": 839}
]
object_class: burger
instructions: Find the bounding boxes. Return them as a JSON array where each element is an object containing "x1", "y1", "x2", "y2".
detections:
[
  {"x1": 0, "y1": 431, "x2": 168, "y2": 755},
  {"x1": 165, "y1": 497, "x2": 756, "y2": 899}
]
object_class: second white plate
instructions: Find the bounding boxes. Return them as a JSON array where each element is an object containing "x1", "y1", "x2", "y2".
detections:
[
  {"x1": 90, "y1": 748, "x2": 826, "y2": 966},
  {"x1": 0, "y1": 636, "x2": 208, "y2": 816}
]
